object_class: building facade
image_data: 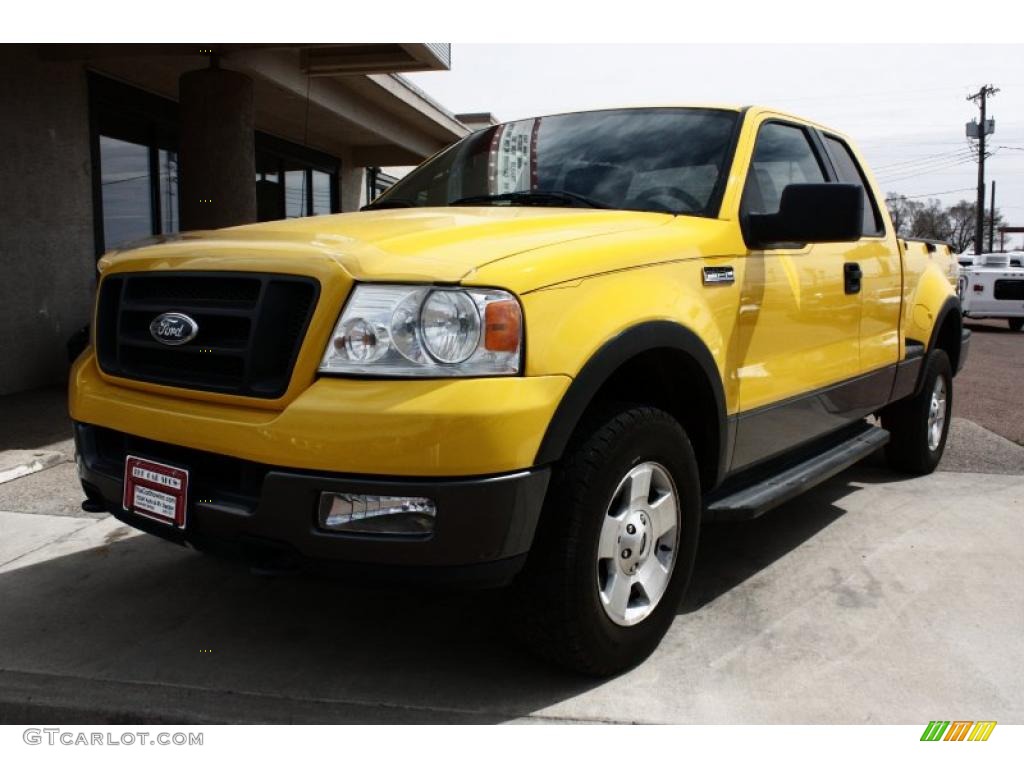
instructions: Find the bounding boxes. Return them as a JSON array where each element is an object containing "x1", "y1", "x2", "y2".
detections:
[{"x1": 0, "y1": 44, "x2": 469, "y2": 395}]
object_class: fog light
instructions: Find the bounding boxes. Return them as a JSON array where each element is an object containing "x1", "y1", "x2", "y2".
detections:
[{"x1": 317, "y1": 492, "x2": 436, "y2": 537}]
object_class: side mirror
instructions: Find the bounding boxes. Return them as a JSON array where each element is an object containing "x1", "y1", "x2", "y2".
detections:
[{"x1": 747, "y1": 183, "x2": 863, "y2": 248}]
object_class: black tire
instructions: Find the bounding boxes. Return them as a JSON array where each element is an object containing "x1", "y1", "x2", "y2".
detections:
[
  {"x1": 512, "y1": 405, "x2": 701, "y2": 676},
  {"x1": 1008, "y1": 318, "x2": 1024, "y2": 332},
  {"x1": 881, "y1": 350, "x2": 953, "y2": 475}
]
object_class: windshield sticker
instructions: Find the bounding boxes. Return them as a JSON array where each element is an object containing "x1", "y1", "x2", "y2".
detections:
[{"x1": 490, "y1": 119, "x2": 541, "y2": 194}]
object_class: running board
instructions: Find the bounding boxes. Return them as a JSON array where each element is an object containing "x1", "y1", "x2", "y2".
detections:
[{"x1": 706, "y1": 425, "x2": 890, "y2": 522}]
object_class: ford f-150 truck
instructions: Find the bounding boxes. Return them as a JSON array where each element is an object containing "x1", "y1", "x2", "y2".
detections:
[{"x1": 70, "y1": 105, "x2": 970, "y2": 675}]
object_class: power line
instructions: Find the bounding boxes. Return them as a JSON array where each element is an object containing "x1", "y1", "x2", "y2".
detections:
[
  {"x1": 885, "y1": 186, "x2": 977, "y2": 200},
  {"x1": 872, "y1": 148, "x2": 975, "y2": 171},
  {"x1": 877, "y1": 156, "x2": 980, "y2": 183},
  {"x1": 872, "y1": 153, "x2": 974, "y2": 179},
  {"x1": 874, "y1": 152, "x2": 977, "y2": 179}
]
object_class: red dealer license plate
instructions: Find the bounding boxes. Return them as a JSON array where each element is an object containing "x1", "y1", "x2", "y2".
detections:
[{"x1": 122, "y1": 455, "x2": 189, "y2": 528}]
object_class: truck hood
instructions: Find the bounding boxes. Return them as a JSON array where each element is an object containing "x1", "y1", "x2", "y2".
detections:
[{"x1": 101, "y1": 207, "x2": 671, "y2": 285}]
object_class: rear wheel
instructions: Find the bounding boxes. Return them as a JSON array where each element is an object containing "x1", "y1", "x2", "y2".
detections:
[
  {"x1": 881, "y1": 350, "x2": 953, "y2": 475},
  {"x1": 1008, "y1": 318, "x2": 1023, "y2": 332},
  {"x1": 512, "y1": 405, "x2": 701, "y2": 676}
]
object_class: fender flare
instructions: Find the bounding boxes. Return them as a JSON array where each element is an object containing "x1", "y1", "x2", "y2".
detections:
[
  {"x1": 922, "y1": 295, "x2": 964, "y2": 379},
  {"x1": 533, "y1": 320, "x2": 729, "y2": 485}
]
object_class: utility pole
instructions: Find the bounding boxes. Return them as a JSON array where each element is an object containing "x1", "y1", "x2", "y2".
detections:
[
  {"x1": 967, "y1": 84, "x2": 998, "y2": 255},
  {"x1": 987, "y1": 180, "x2": 995, "y2": 252}
]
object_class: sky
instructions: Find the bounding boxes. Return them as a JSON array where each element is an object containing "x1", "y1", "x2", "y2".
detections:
[{"x1": 407, "y1": 44, "x2": 1024, "y2": 249}]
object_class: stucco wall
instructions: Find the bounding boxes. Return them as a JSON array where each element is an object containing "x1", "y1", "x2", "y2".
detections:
[{"x1": 0, "y1": 47, "x2": 96, "y2": 395}]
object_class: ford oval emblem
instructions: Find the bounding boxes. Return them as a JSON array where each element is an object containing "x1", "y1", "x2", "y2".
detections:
[{"x1": 149, "y1": 312, "x2": 199, "y2": 346}]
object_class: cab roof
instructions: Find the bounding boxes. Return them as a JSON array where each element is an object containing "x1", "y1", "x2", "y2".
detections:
[{"x1": 484, "y1": 104, "x2": 849, "y2": 141}]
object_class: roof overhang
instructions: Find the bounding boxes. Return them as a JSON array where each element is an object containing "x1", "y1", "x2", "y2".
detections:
[
  {"x1": 39, "y1": 43, "x2": 451, "y2": 75},
  {"x1": 46, "y1": 44, "x2": 466, "y2": 166},
  {"x1": 299, "y1": 44, "x2": 451, "y2": 75}
]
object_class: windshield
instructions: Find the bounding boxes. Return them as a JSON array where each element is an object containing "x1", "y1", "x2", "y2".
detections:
[{"x1": 367, "y1": 108, "x2": 740, "y2": 216}]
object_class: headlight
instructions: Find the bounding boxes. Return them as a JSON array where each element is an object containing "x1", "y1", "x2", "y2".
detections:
[{"x1": 319, "y1": 284, "x2": 523, "y2": 377}]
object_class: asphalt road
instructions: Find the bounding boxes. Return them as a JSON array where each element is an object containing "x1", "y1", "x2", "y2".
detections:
[{"x1": 957, "y1": 319, "x2": 1024, "y2": 445}]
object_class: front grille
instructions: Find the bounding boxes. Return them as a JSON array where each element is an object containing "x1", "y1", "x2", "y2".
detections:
[
  {"x1": 96, "y1": 272, "x2": 319, "y2": 398},
  {"x1": 994, "y1": 279, "x2": 1024, "y2": 301}
]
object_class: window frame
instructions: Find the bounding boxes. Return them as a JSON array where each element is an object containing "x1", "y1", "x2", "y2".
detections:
[
  {"x1": 371, "y1": 107, "x2": 748, "y2": 219},
  {"x1": 739, "y1": 118, "x2": 834, "y2": 249},
  {"x1": 817, "y1": 132, "x2": 887, "y2": 239}
]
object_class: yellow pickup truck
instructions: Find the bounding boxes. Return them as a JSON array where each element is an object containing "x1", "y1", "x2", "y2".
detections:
[{"x1": 70, "y1": 105, "x2": 969, "y2": 675}]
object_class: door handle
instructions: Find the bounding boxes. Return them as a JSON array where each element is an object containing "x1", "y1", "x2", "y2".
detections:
[{"x1": 844, "y1": 262, "x2": 863, "y2": 295}]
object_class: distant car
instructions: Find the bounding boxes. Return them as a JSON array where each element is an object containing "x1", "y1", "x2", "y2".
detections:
[
  {"x1": 960, "y1": 251, "x2": 1024, "y2": 268},
  {"x1": 959, "y1": 252, "x2": 1024, "y2": 331}
]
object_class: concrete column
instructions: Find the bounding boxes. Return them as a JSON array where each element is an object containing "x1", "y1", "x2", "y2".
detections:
[
  {"x1": 178, "y1": 66, "x2": 256, "y2": 231},
  {"x1": 340, "y1": 163, "x2": 368, "y2": 212},
  {"x1": 0, "y1": 47, "x2": 95, "y2": 394}
]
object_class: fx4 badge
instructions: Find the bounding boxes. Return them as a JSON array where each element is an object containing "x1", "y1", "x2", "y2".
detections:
[{"x1": 702, "y1": 266, "x2": 735, "y2": 285}]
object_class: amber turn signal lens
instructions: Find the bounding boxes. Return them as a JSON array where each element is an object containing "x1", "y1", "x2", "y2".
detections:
[{"x1": 484, "y1": 300, "x2": 522, "y2": 352}]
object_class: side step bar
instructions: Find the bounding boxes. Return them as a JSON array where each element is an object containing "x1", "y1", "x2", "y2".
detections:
[{"x1": 707, "y1": 425, "x2": 890, "y2": 522}]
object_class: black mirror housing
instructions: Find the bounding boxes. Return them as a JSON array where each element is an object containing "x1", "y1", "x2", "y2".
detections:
[{"x1": 747, "y1": 183, "x2": 863, "y2": 248}]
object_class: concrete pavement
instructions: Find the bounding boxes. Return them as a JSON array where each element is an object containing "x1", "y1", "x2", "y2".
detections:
[
  {"x1": 1, "y1": 374, "x2": 1023, "y2": 723},
  {"x1": 1, "y1": 463, "x2": 1022, "y2": 724}
]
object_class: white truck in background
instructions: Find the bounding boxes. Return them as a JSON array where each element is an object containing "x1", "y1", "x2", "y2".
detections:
[{"x1": 958, "y1": 251, "x2": 1024, "y2": 331}]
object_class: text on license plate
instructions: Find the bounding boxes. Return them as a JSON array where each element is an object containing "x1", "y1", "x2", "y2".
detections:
[{"x1": 122, "y1": 455, "x2": 189, "y2": 527}]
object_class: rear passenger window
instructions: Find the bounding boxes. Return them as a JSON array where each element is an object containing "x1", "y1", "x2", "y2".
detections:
[
  {"x1": 823, "y1": 135, "x2": 885, "y2": 237},
  {"x1": 742, "y1": 123, "x2": 826, "y2": 215}
]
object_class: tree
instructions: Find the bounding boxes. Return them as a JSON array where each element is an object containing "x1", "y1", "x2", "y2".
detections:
[
  {"x1": 884, "y1": 192, "x2": 1005, "y2": 253},
  {"x1": 947, "y1": 200, "x2": 975, "y2": 253},
  {"x1": 986, "y1": 205, "x2": 1006, "y2": 251},
  {"x1": 885, "y1": 193, "x2": 922, "y2": 238},
  {"x1": 944, "y1": 199, "x2": 1005, "y2": 253},
  {"x1": 909, "y1": 199, "x2": 952, "y2": 242}
]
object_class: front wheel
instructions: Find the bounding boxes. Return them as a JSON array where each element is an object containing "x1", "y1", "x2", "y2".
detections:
[
  {"x1": 881, "y1": 350, "x2": 953, "y2": 475},
  {"x1": 512, "y1": 405, "x2": 701, "y2": 676},
  {"x1": 1008, "y1": 318, "x2": 1024, "y2": 332}
]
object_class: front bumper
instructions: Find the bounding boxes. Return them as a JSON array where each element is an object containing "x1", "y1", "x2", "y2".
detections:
[
  {"x1": 75, "y1": 422, "x2": 549, "y2": 586},
  {"x1": 70, "y1": 352, "x2": 570, "y2": 477}
]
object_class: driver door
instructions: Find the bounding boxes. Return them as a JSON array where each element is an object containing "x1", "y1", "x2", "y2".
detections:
[{"x1": 730, "y1": 119, "x2": 862, "y2": 469}]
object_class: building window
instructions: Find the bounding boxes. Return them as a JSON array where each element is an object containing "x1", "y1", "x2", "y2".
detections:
[
  {"x1": 312, "y1": 170, "x2": 332, "y2": 215},
  {"x1": 90, "y1": 74, "x2": 180, "y2": 256},
  {"x1": 256, "y1": 135, "x2": 341, "y2": 222},
  {"x1": 99, "y1": 136, "x2": 153, "y2": 250},
  {"x1": 285, "y1": 169, "x2": 308, "y2": 218},
  {"x1": 366, "y1": 167, "x2": 398, "y2": 203},
  {"x1": 97, "y1": 136, "x2": 179, "y2": 252},
  {"x1": 280, "y1": 168, "x2": 336, "y2": 218},
  {"x1": 158, "y1": 149, "x2": 179, "y2": 234},
  {"x1": 90, "y1": 73, "x2": 341, "y2": 257}
]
